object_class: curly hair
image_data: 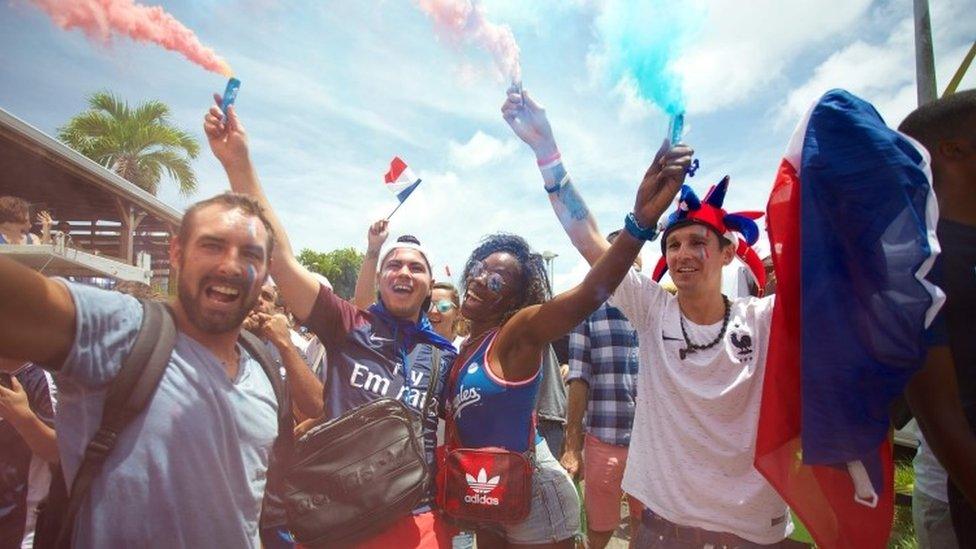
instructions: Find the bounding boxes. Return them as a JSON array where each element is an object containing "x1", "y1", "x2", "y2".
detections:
[
  {"x1": 0, "y1": 196, "x2": 31, "y2": 224},
  {"x1": 460, "y1": 233, "x2": 551, "y2": 326}
]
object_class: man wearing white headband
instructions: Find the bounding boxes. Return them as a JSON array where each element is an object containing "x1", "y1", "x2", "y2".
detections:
[{"x1": 205, "y1": 102, "x2": 458, "y2": 548}]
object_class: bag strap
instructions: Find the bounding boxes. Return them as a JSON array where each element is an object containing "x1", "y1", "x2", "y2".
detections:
[
  {"x1": 421, "y1": 345, "x2": 441, "y2": 422},
  {"x1": 57, "y1": 300, "x2": 176, "y2": 546},
  {"x1": 443, "y1": 331, "x2": 538, "y2": 456},
  {"x1": 237, "y1": 330, "x2": 294, "y2": 462}
]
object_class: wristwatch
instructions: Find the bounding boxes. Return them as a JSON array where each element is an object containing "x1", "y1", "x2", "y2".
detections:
[{"x1": 624, "y1": 212, "x2": 658, "y2": 241}]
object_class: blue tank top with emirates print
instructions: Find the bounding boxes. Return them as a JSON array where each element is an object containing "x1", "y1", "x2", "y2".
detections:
[{"x1": 449, "y1": 330, "x2": 542, "y2": 452}]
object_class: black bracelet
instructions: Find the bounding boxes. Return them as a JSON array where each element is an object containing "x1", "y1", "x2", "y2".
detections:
[{"x1": 545, "y1": 173, "x2": 568, "y2": 194}]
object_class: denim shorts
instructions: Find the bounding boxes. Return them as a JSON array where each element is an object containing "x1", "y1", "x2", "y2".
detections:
[{"x1": 480, "y1": 439, "x2": 581, "y2": 544}]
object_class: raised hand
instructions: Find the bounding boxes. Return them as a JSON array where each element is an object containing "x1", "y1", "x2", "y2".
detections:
[
  {"x1": 500, "y1": 86, "x2": 558, "y2": 160},
  {"x1": 259, "y1": 313, "x2": 293, "y2": 348},
  {"x1": 203, "y1": 93, "x2": 249, "y2": 170},
  {"x1": 35, "y1": 211, "x2": 52, "y2": 230},
  {"x1": 366, "y1": 219, "x2": 389, "y2": 253},
  {"x1": 634, "y1": 140, "x2": 695, "y2": 227}
]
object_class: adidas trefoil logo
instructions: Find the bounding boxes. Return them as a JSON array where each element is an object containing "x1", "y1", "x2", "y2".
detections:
[
  {"x1": 466, "y1": 468, "x2": 500, "y2": 494},
  {"x1": 464, "y1": 468, "x2": 501, "y2": 506}
]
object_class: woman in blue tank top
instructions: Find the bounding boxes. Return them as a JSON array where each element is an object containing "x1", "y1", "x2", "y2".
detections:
[{"x1": 447, "y1": 232, "x2": 645, "y2": 548}]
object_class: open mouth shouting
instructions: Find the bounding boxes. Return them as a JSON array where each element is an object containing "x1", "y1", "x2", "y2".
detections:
[
  {"x1": 202, "y1": 278, "x2": 245, "y2": 309},
  {"x1": 390, "y1": 279, "x2": 414, "y2": 295}
]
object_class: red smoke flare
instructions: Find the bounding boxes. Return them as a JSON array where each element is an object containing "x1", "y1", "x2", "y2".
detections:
[
  {"x1": 416, "y1": 0, "x2": 521, "y2": 83},
  {"x1": 30, "y1": 0, "x2": 232, "y2": 76}
]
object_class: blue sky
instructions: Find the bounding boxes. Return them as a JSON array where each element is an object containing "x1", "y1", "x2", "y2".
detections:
[{"x1": 1, "y1": 0, "x2": 974, "y2": 291}]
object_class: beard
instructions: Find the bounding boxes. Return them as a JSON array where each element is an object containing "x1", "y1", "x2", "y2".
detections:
[{"x1": 177, "y1": 273, "x2": 260, "y2": 335}]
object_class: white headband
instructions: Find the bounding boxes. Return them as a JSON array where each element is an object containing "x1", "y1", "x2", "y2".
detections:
[{"x1": 380, "y1": 240, "x2": 432, "y2": 274}]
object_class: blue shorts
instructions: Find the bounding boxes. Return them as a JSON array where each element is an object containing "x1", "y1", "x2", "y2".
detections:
[{"x1": 480, "y1": 439, "x2": 581, "y2": 544}]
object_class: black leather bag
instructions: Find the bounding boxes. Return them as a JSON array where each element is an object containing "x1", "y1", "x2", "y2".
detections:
[{"x1": 283, "y1": 348, "x2": 441, "y2": 547}]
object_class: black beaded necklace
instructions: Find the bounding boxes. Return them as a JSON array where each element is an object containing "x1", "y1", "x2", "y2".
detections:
[{"x1": 678, "y1": 295, "x2": 731, "y2": 360}]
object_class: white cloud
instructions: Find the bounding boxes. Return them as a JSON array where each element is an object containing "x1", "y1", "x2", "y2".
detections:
[
  {"x1": 611, "y1": 75, "x2": 657, "y2": 124},
  {"x1": 672, "y1": 0, "x2": 872, "y2": 115},
  {"x1": 779, "y1": 0, "x2": 976, "y2": 128},
  {"x1": 448, "y1": 130, "x2": 519, "y2": 169},
  {"x1": 778, "y1": 19, "x2": 914, "y2": 125}
]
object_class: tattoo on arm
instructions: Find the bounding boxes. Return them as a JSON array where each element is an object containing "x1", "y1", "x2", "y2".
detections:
[
  {"x1": 556, "y1": 182, "x2": 589, "y2": 221},
  {"x1": 366, "y1": 250, "x2": 380, "y2": 259}
]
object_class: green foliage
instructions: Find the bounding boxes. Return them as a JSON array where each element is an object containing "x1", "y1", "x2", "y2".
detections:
[
  {"x1": 297, "y1": 247, "x2": 364, "y2": 301},
  {"x1": 58, "y1": 91, "x2": 199, "y2": 196},
  {"x1": 889, "y1": 460, "x2": 917, "y2": 549}
]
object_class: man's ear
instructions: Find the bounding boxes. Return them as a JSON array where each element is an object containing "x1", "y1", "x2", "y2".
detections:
[
  {"x1": 721, "y1": 240, "x2": 736, "y2": 266},
  {"x1": 169, "y1": 236, "x2": 184, "y2": 267}
]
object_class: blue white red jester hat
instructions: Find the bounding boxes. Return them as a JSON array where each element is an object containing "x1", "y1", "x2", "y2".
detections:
[{"x1": 652, "y1": 175, "x2": 767, "y2": 295}]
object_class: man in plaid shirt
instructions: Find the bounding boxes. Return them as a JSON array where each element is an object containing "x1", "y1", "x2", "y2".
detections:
[{"x1": 560, "y1": 230, "x2": 643, "y2": 549}]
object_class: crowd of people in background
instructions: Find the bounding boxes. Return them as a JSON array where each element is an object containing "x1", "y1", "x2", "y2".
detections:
[{"x1": 0, "y1": 86, "x2": 973, "y2": 549}]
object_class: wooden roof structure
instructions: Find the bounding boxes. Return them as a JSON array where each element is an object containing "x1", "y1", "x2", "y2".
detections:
[{"x1": 0, "y1": 107, "x2": 183, "y2": 286}]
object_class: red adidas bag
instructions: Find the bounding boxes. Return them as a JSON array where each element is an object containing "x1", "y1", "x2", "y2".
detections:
[{"x1": 435, "y1": 339, "x2": 535, "y2": 524}]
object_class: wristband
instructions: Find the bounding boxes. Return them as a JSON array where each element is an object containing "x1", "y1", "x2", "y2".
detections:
[
  {"x1": 536, "y1": 150, "x2": 561, "y2": 170},
  {"x1": 545, "y1": 172, "x2": 569, "y2": 194},
  {"x1": 624, "y1": 212, "x2": 658, "y2": 241}
]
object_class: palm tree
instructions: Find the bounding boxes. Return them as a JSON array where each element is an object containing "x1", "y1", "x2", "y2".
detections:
[{"x1": 58, "y1": 91, "x2": 200, "y2": 196}]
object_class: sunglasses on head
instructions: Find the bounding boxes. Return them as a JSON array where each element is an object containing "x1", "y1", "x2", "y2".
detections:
[
  {"x1": 430, "y1": 299, "x2": 456, "y2": 314},
  {"x1": 467, "y1": 260, "x2": 506, "y2": 294}
]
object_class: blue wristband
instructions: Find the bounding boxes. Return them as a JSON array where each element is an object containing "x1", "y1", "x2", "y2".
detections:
[{"x1": 624, "y1": 212, "x2": 658, "y2": 241}]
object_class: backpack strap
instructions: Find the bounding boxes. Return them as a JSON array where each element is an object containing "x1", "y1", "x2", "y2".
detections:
[
  {"x1": 57, "y1": 299, "x2": 176, "y2": 546},
  {"x1": 238, "y1": 330, "x2": 294, "y2": 465}
]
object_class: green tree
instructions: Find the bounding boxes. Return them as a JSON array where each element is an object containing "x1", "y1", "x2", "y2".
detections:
[
  {"x1": 58, "y1": 91, "x2": 200, "y2": 196},
  {"x1": 297, "y1": 247, "x2": 364, "y2": 301}
]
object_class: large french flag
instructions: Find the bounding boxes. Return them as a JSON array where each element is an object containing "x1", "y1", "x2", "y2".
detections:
[
  {"x1": 755, "y1": 90, "x2": 943, "y2": 548},
  {"x1": 384, "y1": 156, "x2": 422, "y2": 203}
]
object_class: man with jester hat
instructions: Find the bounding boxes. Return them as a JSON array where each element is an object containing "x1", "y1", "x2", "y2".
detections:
[{"x1": 502, "y1": 86, "x2": 789, "y2": 546}]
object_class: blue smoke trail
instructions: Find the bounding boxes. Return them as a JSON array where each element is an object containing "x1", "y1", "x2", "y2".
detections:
[{"x1": 596, "y1": 0, "x2": 701, "y2": 115}]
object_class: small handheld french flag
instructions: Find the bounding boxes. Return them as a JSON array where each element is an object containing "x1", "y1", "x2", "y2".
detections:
[{"x1": 384, "y1": 157, "x2": 422, "y2": 203}]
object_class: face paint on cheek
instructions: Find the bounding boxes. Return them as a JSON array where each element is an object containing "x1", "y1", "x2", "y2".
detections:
[
  {"x1": 695, "y1": 226, "x2": 707, "y2": 261},
  {"x1": 246, "y1": 264, "x2": 257, "y2": 294},
  {"x1": 487, "y1": 276, "x2": 503, "y2": 294}
]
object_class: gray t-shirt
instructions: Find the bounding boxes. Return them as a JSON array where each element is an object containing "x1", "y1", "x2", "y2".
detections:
[
  {"x1": 535, "y1": 344, "x2": 567, "y2": 423},
  {"x1": 53, "y1": 281, "x2": 278, "y2": 548}
]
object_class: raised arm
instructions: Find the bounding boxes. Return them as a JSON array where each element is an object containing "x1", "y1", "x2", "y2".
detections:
[
  {"x1": 497, "y1": 142, "x2": 691, "y2": 368},
  {"x1": 0, "y1": 256, "x2": 75, "y2": 368},
  {"x1": 259, "y1": 313, "x2": 324, "y2": 421},
  {"x1": 36, "y1": 210, "x2": 53, "y2": 245},
  {"x1": 501, "y1": 88, "x2": 606, "y2": 266},
  {"x1": 351, "y1": 219, "x2": 388, "y2": 309},
  {"x1": 204, "y1": 98, "x2": 319, "y2": 321}
]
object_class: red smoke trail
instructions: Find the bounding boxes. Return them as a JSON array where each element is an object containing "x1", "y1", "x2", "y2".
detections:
[
  {"x1": 416, "y1": 0, "x2": 521, "y2": 83},
  {"x1": 29, "y1": 0, "x2": 232, "y2": 76}
]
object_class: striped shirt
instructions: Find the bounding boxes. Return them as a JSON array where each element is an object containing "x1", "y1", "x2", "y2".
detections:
[{"x1": 567, "y1": 302, "x2": 639, "y2": 447}]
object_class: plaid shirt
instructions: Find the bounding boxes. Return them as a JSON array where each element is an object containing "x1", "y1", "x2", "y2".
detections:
[{"x1": 567, "y1": 302, "x2": 639, "y2": 447}]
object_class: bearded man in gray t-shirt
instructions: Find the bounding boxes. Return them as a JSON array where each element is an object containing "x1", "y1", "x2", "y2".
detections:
[{"x1": 0, "y1": 192, "x2": 281, "y2": 548}]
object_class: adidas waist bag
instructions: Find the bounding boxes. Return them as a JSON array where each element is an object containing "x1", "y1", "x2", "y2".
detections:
[
  {"x1": 436, "y1": 444, "x2": 533, "y2": 524},
  {"x1": 437, "y1": 337, "x2": 534, "y2": 524},
  {"x1": 283, "y1": 398, "x2": 429, "y2": 547}
]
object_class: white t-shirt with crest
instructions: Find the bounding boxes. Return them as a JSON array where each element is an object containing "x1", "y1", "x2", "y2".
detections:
[{"x1": 609, "y1": 269, "x2": 792, "y2": 544}]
